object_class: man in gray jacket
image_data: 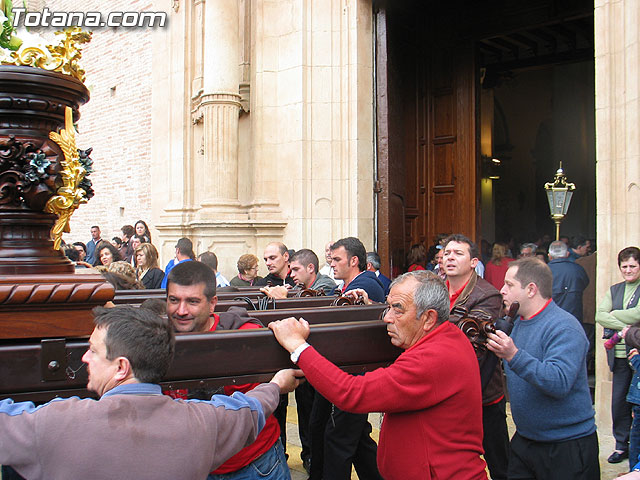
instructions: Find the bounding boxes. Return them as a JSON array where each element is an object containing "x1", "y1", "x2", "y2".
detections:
[{"x1": 0, "y1": 305, "x2": 299, "y2": 480}]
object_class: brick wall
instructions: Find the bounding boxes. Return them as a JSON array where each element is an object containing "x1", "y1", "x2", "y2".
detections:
[{"x1": 37, "y1": 0, "x2": 155, "y2": 244}]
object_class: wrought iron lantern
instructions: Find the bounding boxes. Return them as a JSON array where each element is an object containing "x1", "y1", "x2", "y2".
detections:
[{"x1": 544, "y1": 162, "x2": 575, "y2": 240}]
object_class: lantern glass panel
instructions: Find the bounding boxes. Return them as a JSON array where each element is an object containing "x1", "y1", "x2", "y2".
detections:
[
  {"x1": 562, "y1": 191, "x2": 573, "y2": 215},
  {"x1": 555, "y1": 190, "x2": 567, "y2": 214},
  {"x1": 546, "y1": 190, "x2": 555, "y2": 212}
]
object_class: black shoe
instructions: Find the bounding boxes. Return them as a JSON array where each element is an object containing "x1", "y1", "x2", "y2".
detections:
[
  {"x1": 302, "y1": 457, "x2": 311, "y2": 474},
  {"x1": 608, "y1": 450, "x2": 628, "y2": 463}
]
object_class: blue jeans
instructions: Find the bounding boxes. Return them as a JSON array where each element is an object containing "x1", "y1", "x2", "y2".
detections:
[
  {"x1": 207, "y1": 440, "x2": 290, "y2": 480},
  {"x1": 630, "y1": 404, "x2": 640, "y2": 471}
]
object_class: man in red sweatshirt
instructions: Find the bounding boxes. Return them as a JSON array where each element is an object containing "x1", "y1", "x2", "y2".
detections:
[
  {"x1": 166, "y1": 261, "x2": 288, "y2": 480},
  {"x1": 269, "y1": 270, "x2": 488, "y2": 480}
]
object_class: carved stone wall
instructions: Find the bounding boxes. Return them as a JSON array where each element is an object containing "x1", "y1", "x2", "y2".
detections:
[
  {"x1": 248, "y1": 0, "x2": 375, "y2": 252},
  {"x1": 151, "y1": 0, "x2": 375, "y2": 276}
]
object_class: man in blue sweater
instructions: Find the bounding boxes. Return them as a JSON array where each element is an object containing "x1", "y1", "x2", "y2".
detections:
[
  {"x1": 487, "y1": 257, "x2": 599, "y2": 479},
  {"x1": 331, "y1": 237, "x2": 385, "y2": 302}
]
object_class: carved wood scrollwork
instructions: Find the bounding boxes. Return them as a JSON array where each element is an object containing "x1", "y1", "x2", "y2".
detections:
[{"x1": 0, "y1": 136, "x2": 59, "y2": 210}]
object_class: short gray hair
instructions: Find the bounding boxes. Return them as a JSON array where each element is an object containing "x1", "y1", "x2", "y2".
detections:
[
  {"x1": 366, "y1": 251, "x2": 381, "y2": 270},
  {"x1": 520, "y1": 243, "x2": 538, "y2": 255},
  {"x1": 389, "y1": 271, "x2": 449, "y2": 324},
  {"x1": 548, "y1": 241, "x2": 568, "y2": 260}
]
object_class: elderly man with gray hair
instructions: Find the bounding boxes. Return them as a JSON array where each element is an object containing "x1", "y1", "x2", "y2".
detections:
[
  {"x1": 269, "y1": 271, "x2": 487, "y2": 479},
  {"x1": 366, "y1": 251, "x2": 391, "y2": 295},
  {"x1": 548, "y1": 240, "x2": 589, "y2": 324},
  {"x1": 519, "y1": 242, "x2": 539, "y2": 258}
]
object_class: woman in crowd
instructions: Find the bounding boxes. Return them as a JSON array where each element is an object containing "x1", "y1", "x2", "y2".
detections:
[
  {"x1": 135, "y1": 220, "x2": 152, "y2": 244},
  {"x1": 95, "y1": 242, "x2": 121, "y2": 267},
  {"x1": 596, "y1": 246, "x2": 640, "y2": 465},
  {"x1": 407, "y1": 244, "x2": 427, "y2": 271},
  {"x1": 484, "y1": 242, "x2": 515, "y2": 290},
  {"x1": 135, "y1": 243, "x2": 164, "y2": 289},
  {"x1": 230, "y1": 254, "x2": 263, "y2": 287}
]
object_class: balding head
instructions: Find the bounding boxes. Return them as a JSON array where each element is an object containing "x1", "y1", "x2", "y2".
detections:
[
  {"x1": 264, "y1": 242, "x2": 290, "y2": 280},
  {"x1": 324, "y1": 241, "x2": 334, "y2": 264}
]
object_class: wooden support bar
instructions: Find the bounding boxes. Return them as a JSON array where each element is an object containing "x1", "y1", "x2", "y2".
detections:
[
  {"x1": 113, "y1": 289, "x2": 318, "y2": 305},
  {"x1": 216, "y1": 296, "x2": 350, "y2": 311},
  {"x1": 116, "y1": 293, "x2": 361, "y2": 312},
  {"x1": 251, "y1": 304, "x2": 386, "y2": 325},
  {"x1": 0, "y1": 320, "x2": 398, "y2": 402},
  {"x1": 112, "y1": 288, "x2": 164, "y2": 304}
]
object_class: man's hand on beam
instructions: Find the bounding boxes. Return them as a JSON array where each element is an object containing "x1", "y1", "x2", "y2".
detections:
[
  {"x1": 260, "y1": 285, "x2": 289, "y2": 299},
  {"x1": 344, "y1": 288, "x2": 371, "y2": 304},
  {"x1": 269, "y1": 368, "x2": 304, "y2": 394},
  {"x1": 269, "y1": 317, "x2": 310, "y2": 352}
]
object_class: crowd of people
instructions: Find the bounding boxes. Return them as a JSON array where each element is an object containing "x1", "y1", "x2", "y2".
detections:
[{"x1": 8, "y1": 224, "x2": 638, "y2": 478}]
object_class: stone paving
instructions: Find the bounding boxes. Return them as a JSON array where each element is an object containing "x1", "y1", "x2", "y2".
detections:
[
  {"x1": 284, "y1": 394, "x2": 382, "y2": 480},
  {"x1": 284, "y1": 392, "x2": 632, "y2": 480}
]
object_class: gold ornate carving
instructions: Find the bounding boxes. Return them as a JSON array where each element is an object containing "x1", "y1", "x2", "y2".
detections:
[
  {"x1": 45, "y1": 106, "x2": 88, "y2": 249},
  {"x1": 3, "y1": 27, "x2": 91, "y2": 82}
]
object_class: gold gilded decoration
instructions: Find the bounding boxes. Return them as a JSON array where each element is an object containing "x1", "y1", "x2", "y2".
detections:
[
  {"x1": 45, "y1": 106, "x2": 89, "y2": 249},
  {"x1": 3, "y1": 27, "x2": 91, "y2": 82}
]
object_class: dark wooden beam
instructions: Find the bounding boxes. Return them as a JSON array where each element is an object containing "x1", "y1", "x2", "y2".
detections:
[
  {"x1": 113, "y1": 288, "x2": 339, "y2": 305},
  {"x1": 506, "y1": 33, "x2": 538, "y2": 56},
  {"x1": 0, "y1": 319, "x2": 399, "y2": 402},
  {"x1": 486, "y1": 47, "x2": 593, "y2": 74},
  {"x1": 251, "y1": 304, "x2": 387, "y2": 325},
  {"x1": 485, "y1": 37, "x2": 519, "y2": 57}
]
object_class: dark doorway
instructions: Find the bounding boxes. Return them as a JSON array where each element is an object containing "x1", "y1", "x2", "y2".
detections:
[{"x1": 375, "y1": 0, "x2": 595, "y2": 274}]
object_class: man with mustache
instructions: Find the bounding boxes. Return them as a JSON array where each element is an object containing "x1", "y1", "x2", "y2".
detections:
[{"x1": 269, "y1": 271, "x2": 487, "y2": 479}]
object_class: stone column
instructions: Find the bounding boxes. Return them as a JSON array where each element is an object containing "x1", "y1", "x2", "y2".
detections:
[
  {"x1": 196, "y1": 0, "x2": 244, "y2": 214},
  {"x1": 594, "y1": 0, "x2": 640, "y2": 442}
]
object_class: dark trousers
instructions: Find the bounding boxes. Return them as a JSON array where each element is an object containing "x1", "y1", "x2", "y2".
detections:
[
  {"x1": 308, "y1": 392, "x2": 382, "y2": 480},
  {"x1": 1, "y1": 467, "x2": 24, "y2": 480},
  {"x1": 309, "y1": 392, "x2": 331, "y2": 479},
  {"x1": 324, "y1": 405, "x2": 382, "y2": 480},
  {"x1": 508, "y1": 431, "x2": 600, "y2": 480},
  {"x1": 273, "y1": 393, "x2": 288, "y2": 455},
  {"x1": 582, "y1": 323, "x2": 595, "y2": 372},
  {"x1": 612, "y1": 357, "x2": 633, "y2": 451},
  {"x1": 295, "y1": 381, "x2": 315, "y2": 462},
  {"x1": 483, "y1": 399, "x2": 510, "y2": 480}
]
